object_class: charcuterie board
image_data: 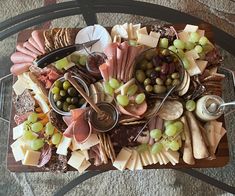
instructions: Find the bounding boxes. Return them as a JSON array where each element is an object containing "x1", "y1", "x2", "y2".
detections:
[{"x1": 7, "y1": 24, "x2": 229, "y2": 172}]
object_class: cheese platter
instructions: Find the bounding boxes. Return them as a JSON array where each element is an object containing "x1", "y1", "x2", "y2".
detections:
[{"x1": 7, "y1": 23, "x2": 229, "y2": 172}]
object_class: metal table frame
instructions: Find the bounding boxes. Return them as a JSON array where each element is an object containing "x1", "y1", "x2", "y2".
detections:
[{"x1": 0, "y1": 0, "x2": 234, "y2": 195}]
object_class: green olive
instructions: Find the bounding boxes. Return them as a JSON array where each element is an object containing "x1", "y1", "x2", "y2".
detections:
[
  {"x1": 140, "y1": 59, "x2": 148, "y2": 70},
  {"x1": 63, "y1": 102, "x2": 69, "y2": 112},
  {"x1": 145, "y1": 85, "x2": 153, "y2": 92},
  {"x1": 144, "y1": 50, "x2": 155, "y2": 60},
  {"x1": 155, "y1": 66, "x2": 161, "y2": 72},
  {"x1": 146, "y1": 62, "x2": 153, "y2": 69},
  {"x1": 68, "y1": 105, "x2": 77, "y2": 111},
  {"x1": 63, "y1": 81, "x2": 71, "y2": 90},
  {"x1": 56, "y1": 101, "x2": 63, "y2": 110},
  {"x1": 172, "y1": 79, "x2": 181, "y2": 86},
  {"x1": 145, "y1": 69, "x2": 153, "y2": 77},
  {"x1": 171, "y1": 72, "x2": 180, "y2": 79},
  {"x1": 165, "y1": 78, "x2": 172, "y2": 86},
  {"x1": 153, "y1": 85, "x2": 167, "y2": 94},
  {"x1": 71, "y1": 97, "x2": 79, "y2": 104},
  {"x1": 155, "y1": 78, "x2": 164, "y2": 85},
  {"x1": 68, "y1": 87, "x2": 77, "y2": 96},
  {"x1": 60, "y1": 90, "x2": 67, "y2": 97},
  {"x1": 136, "y1": 70, "x2": 146, "y2": 83},
  {"x1": 66, "y1": 97, "x2": 72, "y2": 103},
  {"x1": 53, "y1": 94, "x2": 62, "y2": 101},
  {"x1": 144, "y1": 78, "x2": 151, "y2": 86}
]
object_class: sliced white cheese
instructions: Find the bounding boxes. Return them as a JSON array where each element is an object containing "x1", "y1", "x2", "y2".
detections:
[
  {"x1": 12, "y1": 145, "x2": 25, "y2": 162},
  {"x1": 196, "y1": 60, "x2": 208, "y2": 73},
  {"x1": 156, "y1": 153, "x2": 163, "y2": 165},
  {"x1": 144, "y1": 150, "x2": 153, "y2": 165},
  {"x1": 132, "y1": 24, "x2": 141, "y2": 39},
  {"x1": 197, "y1": 29, "x2": 205, "y2": 37},
  {"x1": 187, "y1": 57, "x2": 202, "y2": 76},
  {"x1": 63, "y1": 62, "x2": 75, "y2": 70},
  {"x1": 68, "y1": 151, "x2": 85, "y2": 170},
  {"x1": 78, "y1": 160, "x2": 91, "y2": 173},
  {"x1": 13, "y1": 77, "x2": 27, "y2": 95},
  {"x1": 22, "y1": 150, "x2": 41, "y2": 166},
  {"x1": 56, "y1": 136, "x2": 72, "y2": 156},
  {"x1": 163, "y1": 150, "x2": 180, "y2": 165},
  {"x1": 149, "y1": 31, "x2": 161, "y2": 39},
  {"x1": 150, "y1": 152, "x2": 158, "y2": 164},
  {"x1": 136, "y1": 27, "x2": 148, "y2": 36},
  {"x1": 137, "y1": 34, "x2": 160, "y2": 48},
  {"x1": 78, "y1": 134, "x2": 100, "y2": 150},
  {"x1": 81, "y1": 149, "x2": 89, "y2": 161},
  {"x1": 178, "y1": 31, "x2": 189, "y2": 42},
  {"x1": 126, "y1": 149, "x2": 137, "y2": 171},
  {"x1": 111, "y1": 25, "x2": 128, "y2": 39},
  {"x1": 70, "y1": 137, "x2": 80, "y2": 151},
  {"x1": 135, "y1": 152, "x2": 143, "y2": 170},
  {"x1": 113, "y1": 148, "x2": 132, "y2": 171},
  {"x1": 185, "y1": 49, "x2": 200, "y2": 60},
  {"x1": 11, "y1": 137, "x2": 32, "y2": 154},
  {"x1": 159, "y1": 152, "x2": 169, "y2": 165},
  {"x1": 13, "y1": 123, "x2": 25, "y2": 140},
  {"x1": 140, "y1": 151, "x2": 149, "y2": 166},
  {"x1": 183, "y1": 24, "x2": 199, "y2": 32},
  {"x1": 34, "y1": 93, "x2": 50, "y2": 114}
]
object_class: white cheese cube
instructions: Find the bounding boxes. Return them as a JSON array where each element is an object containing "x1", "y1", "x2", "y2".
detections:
[
  {"x1": 184, "y1": 24, "x2": 199, "y2": 32},
  {"x1": 81, "y1": 150, "x2": 89, "y2": 161},
  {"x1": 22, "y1": 150, "x2": 41, "y2": 166},
  {"x1": 113, "y1": 148, "x2": 132, "y2": 171},
  {"x1": 13, "y1": 78, "x2": 27, "y2": 95},
  {"x1": 135, "y1": 152, "x2": 143, "y2": 170},
  {"x1": 12, "y1": 146, "x2": 25, "y2": 162},
  {"x1": 137, "y1": 34, "x2": 160, "y2": 48},
  {"x1": 185, "y1": 49, "x2": 200, "y2": 60},
  {"x1": 78, "y1": 134, "x2": 100, "y2": 150},
  {"x1": 149, "y1": 31, "x2": 161, "y2": 39},
  {"x1": 196, "y1": 60, "x2": 208, "y2": 73},
  {"x1": 56, "y1": 136, "x2": 72, "y2": 156},
  {"x1": 178, "y1": 31, "x2": 189, "y2": 42},
  {"x1": 13, "y1": 123, "x2": 25, "y2": 140},
  {"x1": 34, "y1": 93, "x2": 50, "y2": 114},
  {"x1": 68, "y1": 151, "x2": 85, "y2": 170},
  {"x1": 187, "y1": 57, "x2": 202, "y2": 76},
  {"x1": 78, "y1": 160, "x2": 91, "y2": 173},
  {"x1": 126, "y1": 149, "x2": 137, "y2": 171},
  {"x1": 136, "y1": 27, "x2": 148, "y2": 36}
]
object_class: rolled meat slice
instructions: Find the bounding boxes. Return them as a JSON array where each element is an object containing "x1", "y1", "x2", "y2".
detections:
[
  {"x1": 104, "y1": 43, "x2": 117, "y2": 79},
  {"x1": 23, "y1": 41, "x2": 42, "y2": 56},
  {"x1": 11, "y1": 52, "x2": 34, "y2": 64},
  {"x1": 73, "y1": 115, "x2": 91, "y2": 143},
  {"x1": 31, "y1": 30, "x2": 46, "y2": 53},
  {"x1": 119, "y1": 42, "x2": 129, "y2": 81},
  {"x1": 10, "y1": 63, "x2": 32, "y2": 75},
  {"x1": 28, "y1": 37, "x2": 44, "y2": 54},
  {"x1": 63, "y1": 121, "x2": 75, "y2": 138},
  {"x1": 99, "y1": 63, "x2": 109, "y2": 81},
  {"x1": 16, "y1": 43, "x2": 37, "y2": 58}
]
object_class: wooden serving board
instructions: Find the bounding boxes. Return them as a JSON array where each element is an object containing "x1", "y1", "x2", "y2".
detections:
[{"x1": 7, "y1": 24, "x2": 229, "y2": 172}]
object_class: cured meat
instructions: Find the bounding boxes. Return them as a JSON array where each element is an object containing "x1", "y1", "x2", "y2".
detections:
[
  {"x1": 63, "y1": 121, "x2": 75, "y2": 138},
  {"x1": 48, "y1": 110, "x2": 67, "y2": 131},
  {"x1": 37, "y1": 144, "x2": 52, "y2": 167},
  {"x1": 89, "y1": 145, "x2": 103, "y2": 166},
  {"x1": 10, "y1": 63, "x2": 32, "y2": 75},
  {"x1": 106, "y1": 59, "x2": 113, "y2": 78},
  {"x1": 31, "y1": 30, "x2": 46, "y2": 53},
  {"x1": 11, "y1": 52, "x2": 34, "y2": 64},
  {"x1": 104, "y1": 43, "x2": 118, "y2": 78},
  {"x1": 116, "y1": 47, "x2": 123, "y2": 80},
  {"x1": 16, "y1": 43, "x2": 37, "y2": 58},
  {"x1": 28, "y1": 37, "x2": 44, "y2": 54},
  {"x1": 119, "y1": 42, "x2": 129, "y2": 81},
  {"x1": 99, "y1": 63, "x2": 109, "y2": 81},
  {"x1": 23, "y1": 41, "x2": 42, "y2": 56},
  {"x1": 14, "y1": 112, "x2": 32, "y2": 125},
  {"x1": 38, "y1": 69, "x2": 60, "y2": 89},
  {"x1": 118, "y1": 101, "x2": 147, "y2": 118}
]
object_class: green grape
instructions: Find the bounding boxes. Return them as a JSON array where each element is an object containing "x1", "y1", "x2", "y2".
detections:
[
  {"x1": 103, "y1": 81, "x2": 114, "y2": 95},
  {"x1": 173, "y1": 39, "x2": 185, "y2": 49},
  {"x1": 199, "y1": 36, "x2": 208, "y2": 46},
  {"x1": 63, "y1": 81, "x2": 71, "y2": 90},
  {"x1": 194, "y1": 45, "x2": 203, "y2": 53},
  {"x1": 159, "y1": 38, "x2": 169, "y2": 48},
  {"x1": 173, "y1": 121, "x2": 184, "y2": 132},
  {"x1": 23, "y1": 120, "x2": 31, "y2": 131},
  {"x1": 52, "y1": 133, "x2": 62, "y2": 145},
  {"x1": 135, "y1": 93, "x2": 146, "y2": 104},
  {"x1": 151, "y1": 142, "x2": 163, "y2": 154},
  {"x1": 185, "y1": 42, "x2": 195, "y2": 50},
  {"x1": 182, "y1": 57, "x2": 190, "y2": 69},
  {"x1": 45, "y1": 122, "x2": 54, "y2": 136},
  {"x1": 31, "y1": 122, "x2": 43, "y2": 133},
  {"x1": 27, "y1": 113, "x2": 38, "y2": 123},
  {"x1": 168, "y1": 45, "x2": 177, "y2": 53},
  {"x1": 137, "y1": 144, "x2": 148, "y2": 153},
  {"x1": 150, "y1": 129, "x2": 162, "y2": 140},
  {"x1": 55, "y1": 58, "x2": 69, "y2": 70},
  {"x1": 116, "y1": 94, "x2": 129, "y2": 107},
  {"x1": 165, "y1": 124, "x2": 177, "y2": 136},
  {"x1": 51, "y1": 86, "x2": 60, "y2": 94},
  {"x1": 127, "y1": 84, "x2": 138, "y2": 96},
  {"x1": 177, "y1": 49, "x2": 185, "y2": 59},
  {"x1": 164, "y1": 120, "x2": 174, "y2": 128},
  {"x1": 189, "y1": 32, "x2": 200, "y2": 43},
  {"x1": 31, "y1": 138, "x2": 44, "y2": 151},
  {"x1": 186, "y1": 100, "x2": 196, "y2": 111},
  {"x1": 78, "y1": 55, "x2": 87, "y2": 66},
  {"x1": 109, "y1": 78, "x2": 120, "y2": 89},
  {"x1": 169, "y1": 140, "x2": 180, "y2": 151},
  {"x1": 23, "y1": 130, "x2": 37, "y2": 140}
]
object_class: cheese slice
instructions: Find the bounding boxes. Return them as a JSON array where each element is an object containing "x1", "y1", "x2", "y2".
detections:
[
  {"x1": 113, "y1": 148, "x2": 132, "y2": 171},
  {"x1": 12, "y1": 145, "x2": 25, "y2": 161},
  {"x1": 34, "y1": 93, "x2": 50, "y2": 114},
  {"x1": 156, "y1": 153, "x2": 163, "y2": 165},
  {"x1": 197, "y1": 29, "x2": 205, "y2": 37},
  {"x1": 137, "y1": 27, "x2": 148, "y2": 36},
  {"x1": 78, "y1": 134, "x2": 100, "y2": 150},
  {"x1": 196, "y1": 60, "x2": 208, "y2": 73},
  {"x1": 111, "y1": 25, "x2": 128, "y2": 39},
  {"x1": 13, "y1": 123, "x2": 25, "y2": 140},
  {"x1": 149, "y1": 31, "x2": 161, "y2": 39},
  {"x1": 78, "y1": 160, "x2": 91, "y2": 173},
  {"x1": 150, "y1": 151, "x2": 158, "y2": 164},
  {"x1": 144, "y1": 150, "x2": 153, "y2": 165},
  {"x1": 178, "y1": 31, "x2": 189, "y2": 42},
  {"x1": 63, "y1": 62, "x2": 75, "y2": 70},
  {"x1": 81, "y1": 149, "x2": 89, "y2": 161},
  {"x1": 56, "y1": 136, "x2": 72, "y2": 156},
  {"x1": 140, "y1": 151, "x2": 149, "y2": 166},
  {"x1": 187, "y1": 57, "x2": 202, "y2": 76},
  {"x1": 159, "y1": 152, "x2": 169, "y2": 165},
  {"x1": 22, "y1": 150, "x2": 41, "y2": 166},
  {"x1": 185, "y1": 49, "x2": 200, "y2": 60},
  {"x1": 68, "y1": 151, "x2": 85, "y2": 170},
  {"x1": 13, "y1": 77, "x2": 27, "y2": 95},
  {"x1": 11, "y1": 137, "x2": 32, "y2": 154},
  {"x1": 137, "y1": 34, "x2": 160, "y2": 48},
  {"x1": 184, "y1": 24, "x2": 199, "y2": 32},
  {"x1": 163, "y1": 150, "x2": 179, "y2": 165},
  {"x1": 135, "y1": 152, "x2": 143, "y2": 170},
  {"x1": 126, "y1": 150, "x2": 137, "y2": 171}
]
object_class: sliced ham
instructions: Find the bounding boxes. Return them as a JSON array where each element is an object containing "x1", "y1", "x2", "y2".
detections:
[
  {"x1": 28, "y1": 37, "x2": 44, "y2": 54},
  {"x1": 23, "y1": 41, "x2": 42, "y2": 56},
  {"x1": 16, "y1": 43, "x2": 37, "y2": 58},
  {"x1": 116, "y1": 47, "x2": 123, "y2": 80},
  {"x1": 31, "y1": 30, "x2": 45, "y2": 53},
  {"x1": 10, "y1": 63, "x2": 32, "y2": 75},
  {"x1": 104, "y1": 43, "x2": 118, "y2": 78},
  {"x1": 119, "y1": 42, "x2": 129, "y2": 81},
  {"x1": 11, "y1": 52, "x2": 34, "y2": 64},
  {"x1": 99, "y1": 63, "x2": 109, "y2": 81},
  {"x1": 63, "y1": 121, "x2": 75, "y2": 138},
  {"x1": 106, "y1": 59, "x2": 113, "y2": 78},
  {"x1": 73, "y1": 115, "x2": 91, "y2": 143},
  {"x1": 71, "y1": 108, "x2": 85, "y2": 120}
]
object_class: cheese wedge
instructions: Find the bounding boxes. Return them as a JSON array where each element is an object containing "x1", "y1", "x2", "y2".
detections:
[
  {"x1": 149, "y1": 31, "x2": 160, "y2": 39},
  {"x1": 196, "y1": 60, "x2": 208, "y2": 73},
  {"x1": 159, "y1": 152, "x2": 169, "y2": 165},
  {"x1": 163, "y1": 150, "x2": 179, "y2": 165},
  {"x1": 144, "y1": 150, "x2": 153, "y2": 165},
  {"x1": 13, "y1": 123, "x2": 25, "y2": 140},
  {"x1": 78, "y1": 134, "x2": 100, "y2": 150},
  {"x1": 113, "y1": 148, "x2": 132, "y2": 171},
  {"x1": 136, "y1": 27, "x2": 148, "y2": 36},
  {"x1": 81, "y1": 150, "x2": 89, "y2": 161},
  {"x1": 12, "y1": 145, "x2": 25, "y2": 162},
  {"x1": 34, "y1": 93, "x2": 50, "y2": 114},
  {"x1": 78, "y1": 160, "x2": 91, "y2": 173},
  {"x1": 137, "y1": 34, "x2": 160, "y2": 48},
  {"x1": 140, "y1": 151, "x2": 149, "y2": 166},
  {"x1": 126, "y1": 149, "x2": 137, "y2": 171},
  {"x1": 56, "y1": 136, "x2": 72, "y2": 156},
  {"x1": 150, "y1": 151, "x2": 158, "y2": 164},
  {"x1": 111, "y1": 25, "x2": 128, "y2": 39},
  {"x1": 187, "y1": 57, "x2": 202, "y2": 76},
  {"x1": 68, "y1": 151, "x2": 86, "y2": 170},
  {"x1": 185, "y1": 49, "x2": 200, "y2": 60},
  {"x1": 184, "y1": 24, "x2": 198, "y2": 32},
  {"x1": 11, "y1": 137, "x2": 32, "y2": 155},
  {"x1": 178, "y1": 31, "x2": 189, "y2": 42},
  {"x1": 156, "y1": 153, "x2": 163, "y2": 165},
  {"x1": 22, "y1": 150, "x2": 41, "y2": 166},
  {"x1": 135, "y1": 152, "x2": 143, "y2": 170}
]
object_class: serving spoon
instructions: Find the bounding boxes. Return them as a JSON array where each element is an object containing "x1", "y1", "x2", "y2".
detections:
[{"x1": 208, "y1": 100, "x2": 235, "y2": 113}]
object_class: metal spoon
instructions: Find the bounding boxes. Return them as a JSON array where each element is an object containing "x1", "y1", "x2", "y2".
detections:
[{"x1": 208, "y1": 100, "x2": 235, "y2": 113}]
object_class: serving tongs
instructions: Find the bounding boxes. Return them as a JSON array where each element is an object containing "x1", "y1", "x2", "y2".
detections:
[{"x1": 33, "y1": 39, "x2": 99, "y2": 68}]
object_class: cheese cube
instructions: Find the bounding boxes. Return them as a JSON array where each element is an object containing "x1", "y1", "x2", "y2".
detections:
[
  {"x1": 187, "y1": 57, "x2": 202, "y2": 76},
  {"x1": 11, "y1": 137, "x2": 32, "y2": 154},
  {"x1": 13, "y1": 78, "x2": 27, "y2": 95},
  {"x1": 34, "y1": 94, "x2": 50, "y2": 114},
  {"x1": 56, "y1": 136, "x2": 72, "y2": 156},
  {"x1": 78, "y1": 160, "x2": 91, "y2": 173},
  {"x1": 81, "y1": 150, "x2": 89, "y2": 161},
  {"x1": 113, "y1": 148, "x2": 132, "y2": 171},
  {"x1": 178, "y1": 31, "x2": 189, "y2": 42},
  {"x1": 197, "y1": 29, "x2": 205, "y2": 37},
  {"x1": 136, "y1": 27, "x2": 148, "y2": 36},
  {"x1": 13, "y1": 123, "x2": 25, "y2": 140},
  {"x1": 183, "y1": 24, "x2": 199, "y2": 32},
  {"x1": 196, "y1": 60, "x2": 208, "y2": 73},
  {"x1": 137, "y1": 34, "x2": 160, "y2": 48},
  {"x1": 68, "y1": 151, "x2": 85, "y2": 170},
  {"x1": 22, "y1": 150, "x2": 41, "y2": 166},
  {"x1": 12, "y1": 146, "x2": 25, "y2": 161},
  {"x1": 185, "y1": 49, "x2": 200, "y2": 60},
  {"x1": 78, "y1": 134, "x2": 100, "y2": 150},
  {"x1": 149, "y1": 31, "x2": 161, "y2": 39},
  {"x1": 132, "y1": 24, "x2": 141, "y2": 39},
  {"x1": 126, "y1": 150, "x2": 137, "y2": 171},
  {"x1": 135, "y1": 152, "x2": 143, "y2": 170}
]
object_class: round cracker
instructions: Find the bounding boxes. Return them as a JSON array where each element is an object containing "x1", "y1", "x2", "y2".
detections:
[{"x1": 158, "y1": 100, "x2": 183, "y2": 120}]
